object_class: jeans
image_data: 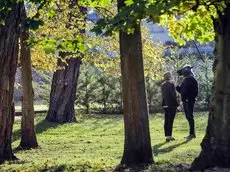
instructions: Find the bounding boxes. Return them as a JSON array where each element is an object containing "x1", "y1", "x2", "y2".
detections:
[
  {"x1": 164, "y1": 107, "x2": 176, "y2": 137},
  {"x1": 183, "y1": 101, "x2": 195, "y2": 135}
]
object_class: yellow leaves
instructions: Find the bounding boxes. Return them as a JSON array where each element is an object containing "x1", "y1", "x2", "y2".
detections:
[
  {"x1": 31, "y1": 46, "x2": 57, "y2": 72},
  {"x1": 83, "y1": 30, "x2": 121, "y2": 77},
  {"x1": 34, "y1": 1, "x2": 86, "y2": 45},
  {"x1": 29, "y1": 1, "x2": 86, "y2": 71},
  {"x1": 84, "y1": 25, "x2": 166, "y2": 80},
  {"x1": 79, "y1": 0, "x2": 112, "y2": 8},
  {"x1": 160, "y1": 5, "x2": 215, "y2": 45},
  {"x1": 142, "y1": 26, "x2": 166, "y2": 80}
]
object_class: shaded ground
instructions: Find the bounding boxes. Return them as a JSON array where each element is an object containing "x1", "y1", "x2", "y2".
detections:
[{"x1": 114, "y1": 164, "x2": 230, "y2": 172}]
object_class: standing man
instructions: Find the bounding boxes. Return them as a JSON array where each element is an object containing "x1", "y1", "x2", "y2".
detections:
[
  {"x1": 161, "y1": 72, "x2": 179, "y2": 142},
  {"x1": 176, "y1": 65, "x2": 198, "y2": 140}
]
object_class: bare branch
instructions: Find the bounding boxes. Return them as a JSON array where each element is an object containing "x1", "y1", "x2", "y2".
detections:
[{"x1": 95, "y1": 7, "x2": 114, "y2": 17}]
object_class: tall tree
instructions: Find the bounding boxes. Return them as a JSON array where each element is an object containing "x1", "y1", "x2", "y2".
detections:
[
  {"x1": 80, "y1": 0, "x2": 164, "y2": 166},
  {"x1": 156, "y1": 1, "x2": 230, "y2": 169},
  {"x1": 19, "y1": 3, "x2": 38, "y2": 148},
  {"x1": 46, "y1": 57, "x2": 81, "y2": 122},
  {"x1": 191, "y1": 2, "x2": 230, "y2": 170},
  {"x1": 117, "y1": 0, "x2": 153, "y2": 166},
  {"x1": 0, "y1": 2, "x2": 22, "y2": 163},
  {"x1": 46, "y1": 0, "x2": 86, "y2": 123}
]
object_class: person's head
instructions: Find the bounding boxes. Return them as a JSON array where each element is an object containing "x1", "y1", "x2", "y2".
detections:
[
  {"x1": 177, "y1": 65, "x2": 193, "y2": 78},
  {"x1": 182, "y1": 70, "x2": 191, "y2": 77},
  {"x1": 163, "y1": 72, "x2": 173, "y2": 81}
]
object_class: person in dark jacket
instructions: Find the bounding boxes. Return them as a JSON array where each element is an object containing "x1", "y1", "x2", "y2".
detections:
[
  {"x1": 176, "y1": 65, "x2": 198, "y2": 140},
  {"x1": 161, "y1": 72, "x2": 179, "y2": 142}
]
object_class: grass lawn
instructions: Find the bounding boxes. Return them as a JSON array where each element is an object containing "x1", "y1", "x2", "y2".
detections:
[
  {"x1": 0, "y1": 112, "x2": 208, "y2": 171},
  {"x1": 15, "y1": 105, "x2": 49, "y2": 112}
]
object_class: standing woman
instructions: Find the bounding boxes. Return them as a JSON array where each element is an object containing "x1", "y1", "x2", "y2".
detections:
[{"x1": 161, "y1": 72, "x2": 179, "y2": 142}]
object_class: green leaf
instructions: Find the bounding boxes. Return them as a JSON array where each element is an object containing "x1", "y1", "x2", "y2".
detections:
[
  {"x1": 125, "y1": 0, "x2": 134, "y2": 6},
  {"x1": 100, "y1": 0, "x2": 111, "y2": 7},
  {"x1": 47, "y1": 9, "x2": 56, "y2": 18},
  {"x1": 42, "y1": 39, "x2": 58, "y2": 54}
]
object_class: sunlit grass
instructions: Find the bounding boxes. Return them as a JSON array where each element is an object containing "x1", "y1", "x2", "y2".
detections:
[
  {"x1": 0, "y1": 112, "x2": 208, "y2": 171},
  {"x1": 150, "y1": 112, "x2": 207, "y2": 170},
  {"x1": 15, "y1": 105, "x2": 49, "y2": 112}
]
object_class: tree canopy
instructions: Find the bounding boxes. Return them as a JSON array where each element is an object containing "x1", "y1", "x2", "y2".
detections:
[{"x1": 79, "y1": 0, "x2": 226, "y2": 45}]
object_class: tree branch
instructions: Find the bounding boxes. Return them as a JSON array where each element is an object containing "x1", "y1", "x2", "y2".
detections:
[
  {"x1": 95, "y1": 7, "x2": 114, "y2": 17},
  {"x1": 191, "y1": 0, "x2": 200, "y2": 11}
]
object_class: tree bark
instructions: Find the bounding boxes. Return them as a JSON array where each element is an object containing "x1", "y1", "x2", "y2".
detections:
[
  {"x1": 46, "y1": 57, "x2": 81, "y2": 123},
  {"x1": 0, "y1": 3, "x2": 22, "y2": 164},
  {"x1": 19, "y1": 4, "x2": 38, "y2": 149},
  {"x1": 191, "y1": 5, "x2": 230, "y2": 170},
  {"x1": 46, "y1": 0, "x2": 85, "y2": 123},
  {"x1": 85, "y1": 71, "x2": 90, "y2": 114},
  {"x1": 118, "y1": 77, "x2": 123, "y2": 112},
  {"x1": 118, "y1": 0, "x2": 153, "y2": 166}
]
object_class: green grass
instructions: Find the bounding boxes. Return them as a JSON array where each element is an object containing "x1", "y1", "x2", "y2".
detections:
[
  {"x1": 0, "y1": 112, "x2": 208, "y2": 171},
  {"x1": 15, "y1": 105, "x2": 48, "y2": 112}
]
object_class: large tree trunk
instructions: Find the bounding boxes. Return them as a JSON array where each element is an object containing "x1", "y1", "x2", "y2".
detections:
[
  {"x1": 19, "y1": 4, "x2": 38, "y2": 149},
  {"x1": 118, "y1": 0, "x2": 153, "y2": 166},
  {"x1": 0, "y1": 3, "x2": 22, "y2": 164},
  {"x1": 46, "y1": 57, "x2": 81, "y2": 123},
  {"x1": 191, "y1": 5, "x2": 230, "y2": 170},
  {"x1": 46, "y1": 0, "x2": 85, "y2": 123}
]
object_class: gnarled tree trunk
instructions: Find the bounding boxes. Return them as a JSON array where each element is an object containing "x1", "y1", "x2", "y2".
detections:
[
  {"x1": 118, "y1": 0, "x2": 153, "y2": 166},
  {"x1": 191, "y1": 5, "x2": 230, "y2": 170},
  {"x1": 0, "y1": 3, "x2": 22, "y2": 164},
  {"x1": 46, "y1": 57, "x2": 81, "y2": 123},
  {"x1": 46, "y1": 0, "x2": 85, "y2": 123},
  {"x1": 19, "y1": 4, "x2": 38, "y2": 149}
]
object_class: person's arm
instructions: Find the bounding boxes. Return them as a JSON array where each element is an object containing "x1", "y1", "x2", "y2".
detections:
[
  {"x1": 170, "y1": 83, "x2": 179, "y2": 106},
  {"x1": 180, "y1": 79, "x2": 189, "y2": 101},
  {"x1": 161, "y1": 85, "x2": 165, "y2": 107},
  {"x1": 176, "y1": 85, "x2": 181, "y2": 93},
  {"x1": 194, "y1": 79, "x2": 198, "y2": 98},
  {"x1": 189, "y1": 78, "x2": 199, "y2": 101}
]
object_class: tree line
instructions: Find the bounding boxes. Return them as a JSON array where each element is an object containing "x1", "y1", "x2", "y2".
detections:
[{"x1": 25, "y1": 51, "x2": 213, "y2": 114}]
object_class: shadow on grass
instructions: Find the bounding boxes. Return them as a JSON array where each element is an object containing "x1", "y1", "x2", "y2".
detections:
[
  {"x1": 12, "y1": 119, "x2": 60, "y2": 143},
  {"x1": 40, "y1": 164, "x2": 112, "y2": 172},
  {"x1": 153, "y1": 139, "x2": 191, "y2": 156},
  {"x1": 114, "y1": 163, "x2": 152, "y2": 172},
  {"x1": 151, "y1": 163, "x2": 191, "y2": 172},
  {"x1": 40, "y1": 165, "x2": 66, "y2": 172},
  {"x1": 35, "y1": 119, "x2": 61, "y2": 134}
]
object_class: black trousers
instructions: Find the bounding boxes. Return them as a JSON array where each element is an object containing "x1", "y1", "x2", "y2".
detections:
[
  {"x1": 164, "y1": 107, "x2": 176, "y2": 137},
  {"x1": 183, "y1": 101, "x2": 195, "y2": 135}
]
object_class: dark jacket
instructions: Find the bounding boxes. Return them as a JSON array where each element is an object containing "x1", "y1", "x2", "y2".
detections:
[
  {"x1": 176, "y1": 76, "x2": 198, "y2": 102},
  {"x1": 161, "y1": 81, "x2": 179, "y2": 108}
]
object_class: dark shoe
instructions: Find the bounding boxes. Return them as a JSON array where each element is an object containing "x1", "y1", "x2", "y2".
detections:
[
  {"x1": 166, "y1": 137, "x2": 175, "y2": 142},
  {"x1": 185, "y1": 135, "x2": 196, "y2": 140}
]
